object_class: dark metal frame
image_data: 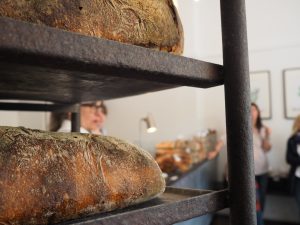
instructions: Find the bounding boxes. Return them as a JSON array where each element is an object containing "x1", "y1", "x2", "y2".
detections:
[
  {"x1": 221, "y1": 0, "x2": 256, "y2": 224},
  {"x1": 0, "y1": 102, "x2": 81, "y2": 132},
  {"x1": 58, "y1": 187, "x2": 228, "y2": 225},
  {"x1": 0, "y1": 102, "x2": 78, "y2": 112},
  {"x1": 0, "y1": 17, "x2": 223, "y2": 104},
  {"x1": 0, "y1": 0, "x2": 255, "y2": 224},
  {"x1": 282, "y1": 68, "x2": 300, "y2": 119}
]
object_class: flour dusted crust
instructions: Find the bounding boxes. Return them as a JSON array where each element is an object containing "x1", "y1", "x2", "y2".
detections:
[
  {"x1": 0, "y1": 0, "x2": 183, "y2": 54},
  {"x1": 0, "y1": 126, "x2": 165, "y2": 224}
]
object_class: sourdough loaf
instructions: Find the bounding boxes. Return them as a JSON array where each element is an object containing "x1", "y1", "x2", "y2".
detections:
[
  {"x1": 0, "y1": 0, "x2": 183, "y2": 54},
  {"x1": 0, "y1": 126, "x2": 165, "y2": 225}
]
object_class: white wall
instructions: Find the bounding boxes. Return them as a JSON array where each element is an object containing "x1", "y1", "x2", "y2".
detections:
[
  {"x1": 198, "y1": 0, "x2": 300, "y2": 178},
  {"x1": 0, "y1": 100, "x2": 48, "y2": 130},
  {"x1": 105, "y1": 87, "x2": 204, "y2": 156},
  {"x1": 18, "y1": 112, "x2": 48, "y2": 130},
  {"x1": 248, "y1": 47, "x2": 300, "y2": 173},
  {"x1": 0, "y1": 111, "x2": 19, "y2": 127}
]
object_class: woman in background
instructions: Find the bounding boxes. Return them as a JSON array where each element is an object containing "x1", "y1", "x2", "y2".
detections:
[
  {"x1": 286, "y1": 115, "x2": 300, "y2": 216},
  {"x1": 206, "y1": 103, "x2": 271, "y2": 225},
  {"x1": 50, "y1": 101, "x2": 107, "y2": 134},
  {"x1": 251, "y1": 102, "x2": 272, "y2": 215}
]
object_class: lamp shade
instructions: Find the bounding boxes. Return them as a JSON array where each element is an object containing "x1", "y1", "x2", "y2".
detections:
[{"x1": 142, "y1": 114, "x2": 157, "y2": 133}]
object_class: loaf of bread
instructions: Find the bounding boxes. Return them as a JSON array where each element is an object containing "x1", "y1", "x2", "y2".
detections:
[
  {"x1": 0, "y1": 0, "x2": 183, "y2": 54},
  {"x1": 0, "y1": 126, "x2": 165, "y2": 225}
]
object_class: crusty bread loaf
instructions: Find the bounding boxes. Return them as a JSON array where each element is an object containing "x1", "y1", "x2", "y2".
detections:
[
  {"x1": 0, "y1": 126, "x2": 165, "y2": 225},
  {"x1": 0, "y1": 0, "x2": 183, "y2": 54}
]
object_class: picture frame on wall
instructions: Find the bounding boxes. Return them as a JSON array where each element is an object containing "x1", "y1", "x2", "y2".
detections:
[
  {"x1": 250, "y1": 71, "x2": 272, "y2": 119},
  {"x1": 283, "y1": 68, "x2": 300, "y2": 119}
]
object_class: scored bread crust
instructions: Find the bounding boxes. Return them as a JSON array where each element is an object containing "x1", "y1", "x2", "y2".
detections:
[
  {"x1": 0, "y1": 126, "x2": 165, "y2": 225},
  {"x1": 0, "y1": 0, "x2": 184, "y2": 54}
]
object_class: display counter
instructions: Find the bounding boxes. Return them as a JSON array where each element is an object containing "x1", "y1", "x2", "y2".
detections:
[{"x1": 170, "y1": 159, "x2": 218, "y2": 225}]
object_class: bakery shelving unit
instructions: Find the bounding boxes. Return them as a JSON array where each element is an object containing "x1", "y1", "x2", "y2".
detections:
[{"x1": 0, "y1": 0, "x2": 256, "y2": 224}]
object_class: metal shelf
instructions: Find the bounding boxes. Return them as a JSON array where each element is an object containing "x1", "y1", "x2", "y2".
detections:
[
  {"x1": 58, "y1": 187, "x2": 228, "y2": 225},
  {"x1": 0, "y1": 0, "x2": 256, "y2": 222},
  {"x1": 0, "y1": 17, "x2": 223, "y2": 104}
]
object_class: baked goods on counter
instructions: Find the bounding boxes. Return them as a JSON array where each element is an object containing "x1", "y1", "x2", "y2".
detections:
[
  {"x1": 0, "y1": 0, "x2": 184, "y2": 54},
  {"x1": 0, "y1": 126, "x2": 165, "y2": 225},
  {"x1": 155, "y1": 150, "x2": 192, "y2": 174},
  {"x1": 155, "y1": 130, "x2": 217, "y2": 175}
]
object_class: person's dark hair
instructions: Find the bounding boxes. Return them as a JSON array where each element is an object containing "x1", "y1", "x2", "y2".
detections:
[
  {"x1": 49, "y1": 101, "x2": 107, "y2": 132},
  {"x1": 49, "y1": 112, "x2": 69, "y2": 132},
  {"x1": 81, "y1": 101, "x2": 108, "y2": 115},
  {"x1": 251, "y1": 102, "x2": 263, "y2": 131},
  {"x1": 100, "y1": 102, "x2": 108, "y2": 115}
]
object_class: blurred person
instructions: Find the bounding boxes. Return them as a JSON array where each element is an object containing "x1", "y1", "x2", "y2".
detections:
[
  {"x1": 49, "y1": 101, "x2": 107, "y2": 134},
  {"x1": 207, "y1": 103, "x2": 271, "y2": 225},
  {"x1": 207, "y1": 139, "x2": 225, "y2": 160},
  {"x1": 94, "y1": 101, "x2": 107, "y2": 134},
  {"x1": 286, "y1": 115, "x2": 300, "y2": 216},
  {"x1": 251, "y1": 102, "x2": 272, "y2": 215}
]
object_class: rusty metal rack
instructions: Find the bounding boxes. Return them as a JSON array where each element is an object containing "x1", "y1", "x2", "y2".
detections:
[
  {"x1": 0, "y1": 0, "x2": 256, "y2": 224},
  {"x1": 59, "y1": 187, "x2": 228, "y2": 225},
  {"x1": 0, "y1": 17, "x2": 223, "y2": 103}
]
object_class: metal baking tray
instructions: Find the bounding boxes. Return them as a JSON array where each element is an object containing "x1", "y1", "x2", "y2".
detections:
[
  {"x1": 0, "y1": 17, "x2": 223, "y2": 103},
  {"x1": 58, "y1": 187, "x2": 228, "y2": 225}
]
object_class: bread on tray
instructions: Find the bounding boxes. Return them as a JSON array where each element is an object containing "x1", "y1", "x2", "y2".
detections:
[
  {"x1": 0, "y1": 0, "x2": 184, "y2": 54},
  {"x1": 0, "y1": 126, "x2": 165, "y2": 224}
]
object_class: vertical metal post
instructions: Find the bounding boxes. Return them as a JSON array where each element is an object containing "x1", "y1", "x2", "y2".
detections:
[
  {"x1": 220, "y1": 0, "x2": 257, "y2": 225},
  {"x1": 71, "y1": 104, "x2": 80, "y2": 132}
]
